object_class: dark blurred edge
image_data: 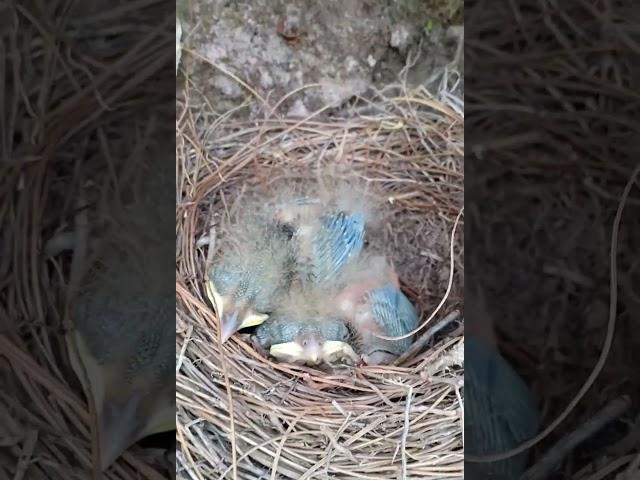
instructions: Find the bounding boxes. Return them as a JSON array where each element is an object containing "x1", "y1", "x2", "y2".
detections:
[
  {"x1": 465, "y1": 0, "x2": 640, "y2": 479},
  {"x1": 0, "y1": 1, "x2": 176, "y2": 478}
]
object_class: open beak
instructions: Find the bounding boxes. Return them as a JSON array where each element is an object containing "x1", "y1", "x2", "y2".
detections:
[
  {"x1": 206, "y1": 280, "x2": 268, "y2": 343},
  {"x1": 221, "y1": 310, "x2": 269, "y2": 342}
]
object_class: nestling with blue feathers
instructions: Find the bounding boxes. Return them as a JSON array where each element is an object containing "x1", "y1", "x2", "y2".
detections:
[
  {"x1": 205, "y1": 177, "x2": 421, "y2": 367},
  {"x1": 253, "y1": 286, "x2": 359, "y2": 366},
  {"x1": 67, "y1": 152, "x2": 175, "y2": 471},
  {"x1": 334, "y1": 254, "x2": 419, "y2": 365},
  {"x1": 205, "y1": 208, "x2": 295, "y2": 342},
  {"x1": 271, "y1": 180, "x2": 375, "y2": 286}
]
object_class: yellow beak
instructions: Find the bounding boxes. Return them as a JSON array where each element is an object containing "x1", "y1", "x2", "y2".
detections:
[
  {"x1": 270, "y1": 342, "x2": 304, "y2": 361},
  {"x1": 323, "y1": 341, "x2": 359, "y2": 363},
  {"x1": 206, "y1": 280, "x2": 268, "y2": 342},
  {"x1": 205, "y1": 279, "x2": 224, "y2": 317}
]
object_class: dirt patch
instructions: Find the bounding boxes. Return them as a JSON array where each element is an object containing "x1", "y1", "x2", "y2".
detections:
[{"x1": 179, "y1": 0, "x2": 462, "y2": 117}]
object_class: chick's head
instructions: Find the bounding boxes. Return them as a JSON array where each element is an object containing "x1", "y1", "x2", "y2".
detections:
[
  {"x1": 333, "y1": 254, "x2": 418, "y2": 365},
  {"x1": 255, "y1": 287, "x2": 358, "y2": 366},
  {"x1": 71, "y1": 255, "x2": 175, "y2": 471},
  {"x1": 265, "y1": 318, "x2": 358, "y2": 366},
  {"x1": 206, "y1": 212, "x2": 295, "y2": 342}
]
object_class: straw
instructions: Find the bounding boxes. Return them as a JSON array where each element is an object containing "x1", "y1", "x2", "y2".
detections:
[{"x1": 176, "y1": 47, "x2": 464, "y2": 479}]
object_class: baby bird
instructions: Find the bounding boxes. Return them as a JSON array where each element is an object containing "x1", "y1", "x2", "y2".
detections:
[
  {"x1": 255, "y1": 316, "x2": 358, "y2": 366},
  {"x1": 272, "y1": 181, "x2": 376, "y2": 285},
  {"x1": 464, "y1": 289, "x2": 539, "y2": 479},
  {"x1": 68, "y1": 199, "x2": 175, "y2": 470},
  {"x1": 335, "y1": 255, "x2": 418, "y2": 365},
  {"x1": 71, "y1": 286, "x2": 175, "y2": 470},
  {"x1": 206, "y1": 211, "x2": 294, "y2": 342},
  {"x1": 253, "y1": 287, "x2": 359, "y2": 366},
  {"x1": 67, "y1": 148, "x2": 175, "y2": 471}
]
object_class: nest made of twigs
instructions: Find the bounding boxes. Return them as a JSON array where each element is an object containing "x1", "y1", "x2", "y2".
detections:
[
  {"x1": 1, "y1": 1, "x2": 174, "y2": 479},
  {"x1": 466, "y1": 1, "x2": 640, "y2": 478},
  {"x1": 176, "y1": 76, "x2": 464, "y2": 479}
]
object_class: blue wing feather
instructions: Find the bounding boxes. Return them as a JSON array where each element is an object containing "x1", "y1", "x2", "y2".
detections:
[
  {"x1": 367, "y1": 283, "x2": 418, "y2": 352},
  {"x1": 312, "y1": 212, "x2": 365, "y2": 283},
  {"x1": 465, "y1": 335, "x2": 539, "y2": 478}
]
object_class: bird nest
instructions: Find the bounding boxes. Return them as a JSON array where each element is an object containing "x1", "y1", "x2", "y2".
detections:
[{"x1": 176, "y1": 74, "x2": 464, "y2": 478}]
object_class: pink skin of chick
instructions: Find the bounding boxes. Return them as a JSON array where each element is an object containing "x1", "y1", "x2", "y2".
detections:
[
  {"x1": 335, "y1": 257, "x2": 403, "y2": 365},
  {"x1": 273, "y1": 202, "x2": 321, "y2": 263}
]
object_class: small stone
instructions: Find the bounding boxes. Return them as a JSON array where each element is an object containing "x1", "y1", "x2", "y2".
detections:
[
  {"x1": 345, "y1": 56, "x2": 359, "y2": 72},
  {"x1": 390, "y1": 25, "x2": 411, "y2": 52},
  {"x1": 321, "y1": 78, "x2": 369, "y2": 107}
]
